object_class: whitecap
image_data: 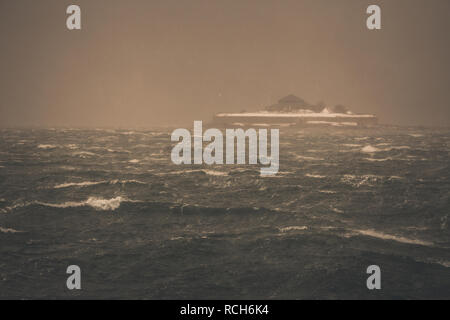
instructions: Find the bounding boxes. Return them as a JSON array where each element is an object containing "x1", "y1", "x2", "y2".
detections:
[
  {"x1": 331, "y1": 207, "x2": 344, "y2": 214},
  {"x1": 128, "y1": 159, "x2": 140, "y2": 164},
  {"x1": 279, "y1": 226, "x2": 308, "y2": 232},
  {"x1": 0, "y1": 226, "x2": 23, "y2": 233},
  {"x1": 0, "y1": 203, "x2": 28, "y2": 214},
  {"x1": 38, "y1": 144, "x2": 57, "y2": 149},
  {"x1": 364, "y1": 157, "x2": 391, "y2": 162},
  {"x1": 305, "y1": 174, "x2": 326, "y2": 179},
  {"x1": 341, "y1": 174, "x2": 380, "y2": 188},
  {"x1": 72, "y1": 151, "x2": 96, "y2": 158},
  {"x1": 54, "y1": 181, "x2": 105, "y2": 189},
  {"x1": 319, "y1": 190, "x2": 337, "y2": 194},
  {"x1": 37, "y1": 196, "x2": 129, "y2": 211},
  {"x1": 435, "y1": 260, "x2": 450, "y2": 268},
  {"x1": 117, "y1": 179, "x2": 147, "y2": 185},
  {"x1": 350, "y1": 229, "x2": 433, "y2": 246},
  {"x1": 361, "y1": 145, "x2": 380, "y2": 153}
]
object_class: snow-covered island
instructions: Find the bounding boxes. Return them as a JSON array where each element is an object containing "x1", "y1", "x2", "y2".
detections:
[{"x1": 213, "y1": 95, "x2": 378, "y2": 128}]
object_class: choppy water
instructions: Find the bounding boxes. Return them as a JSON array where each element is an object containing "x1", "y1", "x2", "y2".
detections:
[{"x1": 0, "y1": 126, "x2": 449, "y2": 299}]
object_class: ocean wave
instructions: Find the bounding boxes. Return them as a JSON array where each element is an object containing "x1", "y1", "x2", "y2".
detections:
[
  {"x1": 156, "y1": 169, "x2": 229, "y2": 177},
  {"x1": 37, "y1": 144, "x2": 57, "y2": 149},
  {"x1": 202, "y1": 170, "x2": 229, "y2": 176},
  {"x1": 348, "y1": 229, "x2": 433, "y2": 247},
  {"x1": 388, "y1": 176, "x2": 403, "y2": 180},
  {"x1": 331, "y1": 207, "x2": 344, "y2": 214},
  {"x1": 341, "y1": 174, "x2": 381, "y2": 187},
  {"x1": 172, "y1": 204, "x2": 272, "y2": 216},
  {"x1": 156, "y1": 169, "x2": 201, "y2": 176},
  {"x1": 36, "y1": 196, "x2": 130, "y2": 211},
  {"x1": 362, "y1": 145, "x2": 411, "y2": 154},
  {"x1": 319, "y1": 190, "x2": 337, "y2": 194},
  {"x1": 435, "y1": 260, "x2": 450, "y2": 268},
  {"x1": 72, "y1": 151, "x2": 96, "y2": 158},
  {"x1": 295, "y1": 155, "x2": 324, "y2": 161},
  {"x1": 0, "y1": 203, "x2": 28, "y2": 214},
  {"x1": 279, "y1": 226, "x2": 308, "y2": 232},
  {"x1": 408, "y1": 133, "x2": 424, "y2": 138},
  {"x1": 361, "y1": 145, "x2": 380, "y2": 153},
  {"x1": 117, "y1": 179, "x2": 147, "y2": 185},
  {"x1": 305, "y1": 174, "x2": 326, "y2": 179},
  {"x1": 364, "y1": 157, "x2": 392, "y2": 162},
  {"x1": 54, "y1": 181, "x2": 106, "y2": 189},
  {"x1": 0, "y1": 226, "x2": 23, "y2": 234}
]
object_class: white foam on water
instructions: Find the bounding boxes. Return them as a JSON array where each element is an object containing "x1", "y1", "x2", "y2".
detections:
[
  {"x1": 85, "y1": 197, "x2": 125, "y2": 210},
  {"x1": 128, "y1": 159, "x2": 140, "y2": 164},
  {"x1": 305, "y1": 174, "x2": 326, "y2": 179},
  {"x1": 0, "y1": 203, "x2": 28, "y2": 214},
  {"x1": 0, "y1": 226, "x2": 23, "y2": 233},
  {"x1": 408, "y1": 133, "x2": 424, "y2": 138},
  {"x1": 295, "y1": 155, "x2": 324, "y2": 161},
  {"x1": 389, "y1": 176, "x2": 404, "y2": 180},
  {"x1": 361, "y1": 145, "x2": 380, "y2": 153},
  {"x1": 350, "y1": 229, "x2": 433, "y2": 247},
  {"x1": 38, "y1": 144, "x2": 57, "y2": 149},
  {"x1": 331, "y1": 207, "x2": 344, "y2": 214},
  {"x1": 202, "y1": 170, "x2": 229, "y2": 176},
  {"x1": 319, "y1": 190, "x2": 337, "y2": 194},
  {"x1": 435, "y1": 260, "x2": 450, "y2": 268},
  {"x1": 364, "y1": 157, "x2": 392, "y2": 162},
  {"x1": 155, "y1": 169, "x2": 201, "y2": 176},
  {"x1": 37, "y1": 196, "x2": 129, "y2": 211},
  {"x1": 279, "y1": 226, "x2": 308, "y2": 232},
  {"x1": 72, "y1": 151, "x2": 96, "y2": 158},
  {"x1": 117, "y1": 179, "x2": 147, "y2": 185},
  {"x1": 341, "y1": 174, "x2": 381, "y2": 188},
  {"x1": 54, "y1": 181, "x2": 106, "y2": 189}
]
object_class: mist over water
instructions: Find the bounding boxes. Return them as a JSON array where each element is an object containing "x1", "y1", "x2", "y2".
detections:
[
  {"x1": 0, "y1": 126, "x2": 449, "y2": 298},
  {"x1": 1, "y1": 0, "x2": 450, "y2": 127}
]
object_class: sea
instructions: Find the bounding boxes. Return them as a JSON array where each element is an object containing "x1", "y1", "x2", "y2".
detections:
[{"x1": 0, "y1": 126, "x2": 449, "y2": 299}]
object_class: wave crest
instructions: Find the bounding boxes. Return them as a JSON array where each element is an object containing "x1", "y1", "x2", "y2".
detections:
[{"x1": 37, "y1": 196, "x2": 128, "y2": 211}]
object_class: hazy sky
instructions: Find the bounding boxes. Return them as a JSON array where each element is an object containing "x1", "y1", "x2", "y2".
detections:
[{"x1": 1, "y1": 0, "x2": 449, "y2": 127}]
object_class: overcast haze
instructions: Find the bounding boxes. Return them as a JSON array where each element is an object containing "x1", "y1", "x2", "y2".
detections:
[{"x1": 1, "y1": 0, "x2": 449, "y2": 127}]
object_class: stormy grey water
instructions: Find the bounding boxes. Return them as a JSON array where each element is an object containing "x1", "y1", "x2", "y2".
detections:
[{"x1": 0, "y1": 126, "x2": 449, "y2": 299}]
